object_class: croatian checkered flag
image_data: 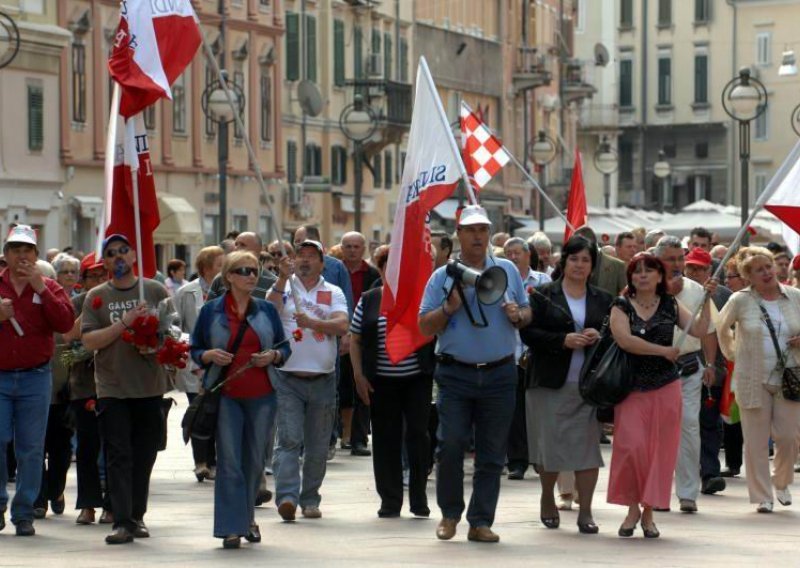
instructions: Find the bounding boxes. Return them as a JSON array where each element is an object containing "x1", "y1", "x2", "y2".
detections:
[{"x1": 460, "y1": 101, "x2": 510, "y2": 191}]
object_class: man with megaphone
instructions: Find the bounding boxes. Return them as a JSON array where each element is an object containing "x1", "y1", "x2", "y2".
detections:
[{"x1": 419, "y1": 205, "x2": 531, "y2": 544}]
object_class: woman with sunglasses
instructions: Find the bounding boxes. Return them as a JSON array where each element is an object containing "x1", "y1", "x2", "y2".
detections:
[{"x1": 191, "y1": 251, "x2": 291, "y2": 549}]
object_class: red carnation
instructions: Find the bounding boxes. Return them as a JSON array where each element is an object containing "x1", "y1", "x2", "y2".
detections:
[
  {"x1": 121, "y1": 330, "x2": 134, "y2": 344},
  {"x1": 84, "y1": 399, "x2": 96, "y2": 412},
  {"x1": 292, "y1": 328, "x2": 304, "y2": 342},
  {"x1": 91, "y1": 296, "x2": 103, "y2": 310},
  {"x1": 704, "y1": 396, "x2": 715, "y2": 409}
]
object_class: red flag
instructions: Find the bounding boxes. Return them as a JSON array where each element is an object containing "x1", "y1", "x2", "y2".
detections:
[
  {"x1": 564, "y1": 150, "x2": 587, "y2": 242},
  {"x1": 104, "y1": 113, "x2": 160, "y2": 278},
  {"x1": 109, "y1": 0, "x2": 201, "y2": 118}
]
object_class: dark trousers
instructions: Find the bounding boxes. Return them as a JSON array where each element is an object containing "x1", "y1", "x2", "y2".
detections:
[
  {"x1": 186, "y1": 393, "x2": 216, "y2": 467},
  {"x1": 700, "y1": 384, "x2": 723, "y2": 480},
  {"x1": 370, "y1": 373, "x2": 432, "y2": 514},
  {"x1": 97, "y1": 396, "x2": 163, "y2": 532},
  {"x1": 724, "y1": 421, "x2": 744, "y2": 471},
  {"x1": 340, "y1": 355, "x2": 370, "y2": 447},
  {"x1": 435, "y1": 361, "x2": 516, "y2": 528},
  {"x1": 35, "y1": 403, "x2": 73, "y2": 508},
  {"x1": 72, "y1": 399, "x2": 111, "y2": 510},
  {"x1": 6, "y1": 443, "x2": 15, "y2": 479},
  {"x1": 506, "y1": 366, "x2": 529, "y2": 471}
]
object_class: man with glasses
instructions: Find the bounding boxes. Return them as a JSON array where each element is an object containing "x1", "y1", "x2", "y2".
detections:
[
  {"x1": 0, "y1": 225, "x2": 75, "y2": 537},
  {"x1": 81, "y1": 234, "x2": 175, "y2": 545}
]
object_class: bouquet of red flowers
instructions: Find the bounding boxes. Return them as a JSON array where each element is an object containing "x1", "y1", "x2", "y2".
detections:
[
  {"x1": 120, "y1": 299, "x2": 188, "y2": 369},
  {"x1": 157, "y1": 336, "x2": 190, "y2": 369},
  {"x1": 121, "y1": 314, "x2": 160, "y2": 349}
]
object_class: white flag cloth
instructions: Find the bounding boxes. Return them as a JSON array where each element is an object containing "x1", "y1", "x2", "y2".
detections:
[{"x1": 764, "y1": 140, "x2": 800, "y2": 253}]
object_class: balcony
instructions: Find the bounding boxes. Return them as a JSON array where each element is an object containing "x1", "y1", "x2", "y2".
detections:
[
  {"x1": 344, "y1": 79, "x2": 412, "y2": 156},
  {"x1": 512, "y1": 46, "x2": 552, "y2": 93},
  {"x1": 579, "y1": 104, "x2": 620, "y2": 130},
  {"x1": 563, "y1": 59, "x2": 596, "y2": 103}
]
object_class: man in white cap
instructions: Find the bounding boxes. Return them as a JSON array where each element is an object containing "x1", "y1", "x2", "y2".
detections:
[
  {"x1": 0, "y1": 225, "x2": 75, "y2": 537},
  {"x1": 419, "y1": 205, "x2": 531, "y2": 544}
]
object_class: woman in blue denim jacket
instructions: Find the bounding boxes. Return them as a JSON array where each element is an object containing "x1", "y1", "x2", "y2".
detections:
[{"x1": 190, "y1": 252, "x2": 291, "y2": 549}]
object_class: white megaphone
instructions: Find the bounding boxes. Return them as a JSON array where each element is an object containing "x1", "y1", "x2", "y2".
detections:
[{"x1": 445, "y1": 260, "x2": 508, "y2": 305}]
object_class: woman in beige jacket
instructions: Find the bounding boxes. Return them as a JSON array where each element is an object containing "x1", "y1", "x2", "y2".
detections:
[{"x1": 717, "y1": 247, "x2": 800, "y2": 513}]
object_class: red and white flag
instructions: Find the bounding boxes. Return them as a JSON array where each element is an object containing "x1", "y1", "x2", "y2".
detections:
[
  {"x1": 564, "y1": 149, "x2": 587, "y2": 243},
  {"x1": 109, "y1": 0, "x2": 201, "y2": 118},
  {"x1": 764, "y1": 141, "x2": 800, "y2": 254},
  {"x1": 381, "y1": 58, "x2": 464, "y2": 364},
  {"x1": 460, "y1": 102, "x2": 509, "y2": 191}
]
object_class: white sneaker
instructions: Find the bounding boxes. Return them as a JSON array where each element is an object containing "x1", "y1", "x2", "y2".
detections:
[
  {"x1": 757, "y1": 501, "x2": 774, "y2": 513},
  {"x1": 776, "y1": 487, "x2": 792, "y2": 506}
]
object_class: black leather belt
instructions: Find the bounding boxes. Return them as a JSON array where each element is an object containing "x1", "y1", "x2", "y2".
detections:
[{"x1": 436, "y1": 354, "x2": 515, "y2": 370}]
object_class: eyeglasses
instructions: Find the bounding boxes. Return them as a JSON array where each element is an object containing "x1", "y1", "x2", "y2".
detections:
[
  {"x1": 230, "y1": 266, "x2": 259, "y2": 277},
  {"x1": 58, "y1": 269, "x2": 78, "y2": 275},
  {"x1": 727, "y1": 273, "x2": 741, "y2": 279},
  {"x1": 104, "y1": 245, "x2": 130, "y2": 258}
]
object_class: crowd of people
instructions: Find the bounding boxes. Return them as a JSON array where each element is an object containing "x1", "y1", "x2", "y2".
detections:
[{"x1": 2, "y1": 210, "x2": 800, "y2": 548}]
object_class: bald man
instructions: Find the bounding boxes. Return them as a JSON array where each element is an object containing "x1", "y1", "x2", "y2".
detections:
[{"x1": 207, "y1": 232, "x2": 277, "y2": 300}]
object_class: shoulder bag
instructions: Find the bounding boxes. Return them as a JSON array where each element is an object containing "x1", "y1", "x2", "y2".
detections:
[{"x1": 759, "y1": 304, "x2": 800, "y2": 402}]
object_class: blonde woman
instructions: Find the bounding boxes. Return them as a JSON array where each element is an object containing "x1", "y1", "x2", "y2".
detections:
[{"x1": 717, "y1": 247, "x2": 800, "y2": 513}]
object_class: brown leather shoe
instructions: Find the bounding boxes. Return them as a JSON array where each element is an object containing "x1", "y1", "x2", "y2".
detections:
[
  {"x1": 467, "y1": 526, "x2": 500, "y2": 543},
  {"x1": 436, "y1": 518, "x2": 458, "y2": 540},
  {"x1": 99, "y1": 510, "x2": 114, "y2": 525},
  {"x1": 278, "y1": 501, "x2": 297, "y2": 521},
  {"x1": 76, "y1": 508, "x2": 96, "y2": 525}
]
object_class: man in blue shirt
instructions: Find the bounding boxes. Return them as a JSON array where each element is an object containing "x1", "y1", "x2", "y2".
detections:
[{"x1": 419, "y1": 205, "x2": 531, "y2": 544}]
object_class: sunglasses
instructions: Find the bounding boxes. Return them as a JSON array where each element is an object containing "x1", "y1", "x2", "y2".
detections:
[
  {"x1": 104, "y1": 245, "x2": 131, "y2": 258},
  {"x1": 231, "y1": 266, "x2": 259, "y2": 277}
]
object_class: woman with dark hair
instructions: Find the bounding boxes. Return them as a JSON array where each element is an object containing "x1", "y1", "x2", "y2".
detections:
[
  {"x1": 520, "y1": 236, "x2": 613, "y2": 534},
  {"x1": 608, "y1": 252, "x2": 712, "y2": 539},
  {"x1": 165, "y1": 259, "x2": 187, "y2": 296}
]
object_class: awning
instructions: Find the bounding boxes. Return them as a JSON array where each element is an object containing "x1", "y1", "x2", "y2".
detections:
[
  {"x1": 70, "y1": 195, "x2": 104, "y2": 219},
  {"x1": 154, "y1": 194, "x2": 203, "y2": 245}
]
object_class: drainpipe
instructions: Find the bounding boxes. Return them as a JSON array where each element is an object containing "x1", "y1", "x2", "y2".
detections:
[
  {"x1": 726, "y1": 0, "x2": 737, "y2": 205},
  {"x1": 640, "y1": 0, "x2": 648, "y2": 205}
]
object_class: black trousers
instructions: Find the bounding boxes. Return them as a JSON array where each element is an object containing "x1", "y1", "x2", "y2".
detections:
[
  {"x1": 6, "y1": 442, "x2": 15, "y2": 478},
  {"x1": 699, "y1": 384, "x2": 723, "y2": 480},
  {"x1": 35, "y1": 403, "x2": 73, "y2": 508},
  {"x1": 97, "y1": 396, "x2": 163, "y2": 532},
  {"x1": 370, "y1": 373, "x2": 432, "y2": 514},
  {"x1": 506, "y1": 366, "x2": 529, "y2": 471},
  {"x1": 72, "y1": 399, "x2": 111, "y2": 511},
  {"x1": 186, "y1": 393, "x2": 216, "y2": 467},
  {"x1": 340, "y1": 355, "x2": 370, "y2": 447},
  {"x1": 723, "y1": 421, "x2": 744, "y2": 471}
]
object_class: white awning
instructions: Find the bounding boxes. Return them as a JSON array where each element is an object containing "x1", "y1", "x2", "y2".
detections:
[
  {"x1": 153, "y1": 194, "x2": 203, "y2": 245},
  {"x1": 70, "y1": 195, "x2": 103, "y2": 219}
]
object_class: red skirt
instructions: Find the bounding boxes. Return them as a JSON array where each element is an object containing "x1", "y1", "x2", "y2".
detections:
[{"x1": 607, "y1": 380, "x2": 682, "y2": 508}]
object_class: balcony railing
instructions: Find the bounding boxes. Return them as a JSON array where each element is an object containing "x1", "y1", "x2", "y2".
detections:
[
  {"x1": 579, "y1": 104, "x2": 619, "y2": 129},
  {"x1": 563, "y1": 59, "x2": 596, "y2": 102},
  {"x1": 512, "y1": 46, "x2": 552, "y2": 93}
]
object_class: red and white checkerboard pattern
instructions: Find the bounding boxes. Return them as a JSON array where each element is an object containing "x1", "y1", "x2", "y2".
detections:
[{"x1": 460, "y1": 103, "x2": 510, "y2": 189}]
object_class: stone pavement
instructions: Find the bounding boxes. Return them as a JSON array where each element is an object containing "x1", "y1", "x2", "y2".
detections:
[{"x1": 2, "y1": 395, "x2": 798, "y2": 567}]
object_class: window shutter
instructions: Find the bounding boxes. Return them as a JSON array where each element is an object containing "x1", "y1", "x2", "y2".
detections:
[
  {"x1": 287, "y1": 141, "x2": 297, "y2": 183},
  {"x1": 28, "y1": 85, "x2": 44, "y2": 151},
  {"x1": 384, "y1": 33, "x2": 393, "y2": 81},
  {"x1": 334, "y1": 20, "x2": 345, "y2": 86},
  {"x1": 286, "y1": 12, "x2": 299, "y2": 81},
  {"x1": 306, "y1": 15, "x2": 317, "y2": 82},
  {"x1": 694, "y1": 55, "x2": 707, "y2": 103},
  {"x1": 354, "y1": 26, "x2": 363, "y2": 79},
  {"x1": 384, "y1": 151, "x2": 392, "y2": 189},
  {"x1": 399, "y1": 37, "x2": 409, "y2": 82},
  {"x1": 373, "y1": 153, "x2": 382, "y2": 187}
]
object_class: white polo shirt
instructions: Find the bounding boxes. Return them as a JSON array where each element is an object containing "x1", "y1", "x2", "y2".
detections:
[
  {"x1": 673, "y1": 276, "x2": 718, "y2": 356},
  {"x1": 274, "y1": 276, "x2": 348, "y2": 374}
]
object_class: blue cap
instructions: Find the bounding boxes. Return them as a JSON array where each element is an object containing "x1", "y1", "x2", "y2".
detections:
[{"x1": 101, "y1": 234, "x2": 131, "y2": 253}]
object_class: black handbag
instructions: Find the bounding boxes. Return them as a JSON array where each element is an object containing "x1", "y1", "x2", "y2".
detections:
[
  {"x1": 759, "y1": 304, "x2": 800, "y2": 402},
  {"x1": 181, "y1": 317, "x2": 250, "y2": 444},
  {"x1": 579, "y1": 305, "x2": 634, "y2": 408}
]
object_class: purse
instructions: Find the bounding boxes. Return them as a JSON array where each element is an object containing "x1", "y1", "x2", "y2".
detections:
[
  {"x1": 579, "y1": 307, "x2": 634, "y2": 409},
  {"x1": 759, "y1": 304, "x2": 800, "y2": 402},
  {"x1": 181, "y1": 317, "x2": 250, "y2": 444}
]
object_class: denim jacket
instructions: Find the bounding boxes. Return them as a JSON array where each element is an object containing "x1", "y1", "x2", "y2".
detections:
[{"x1": 190, "y1": 293, "x2": 292, "y2": 390}]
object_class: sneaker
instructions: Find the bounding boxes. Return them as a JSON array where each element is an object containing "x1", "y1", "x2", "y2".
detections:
[
  {"x1": 301, "y1": 506, "x2": 322, "y2": 519},
  {"x1": 776, "y1": 487, "x2": 792, "y2": 506},
  {"x1": 757, "y1": 501, "x2": 773, "y2": 513},
  {"x1": 278, "y1": 501, "x2": 297, "y2": 521},
  {"x1": 701, "y1": 477, "x2": 726, "y2": 495},
  {"x1": 679, "y1": 499, "x2": 697, "y2": 513}
]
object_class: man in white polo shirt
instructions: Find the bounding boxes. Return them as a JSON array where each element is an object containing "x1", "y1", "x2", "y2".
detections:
[{"x1": 267, "y1": 240, "x2": 349, "y2": 522}]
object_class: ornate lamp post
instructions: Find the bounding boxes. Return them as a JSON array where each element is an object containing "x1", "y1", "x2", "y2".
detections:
[
  {"x1": 338, "y1": 94, "x2": 377, "y2": 233},
  {"x1": 653, "y1": 150, "x2": 671, "y2": 213},
  {"x1": 593, "y1": 136, "x2": 618, "y2": 209},
  {"x1": 791, "y1": 103, "x2": 800, "y2": 138},
  {"x1": 529, "y1": 130, "x2": 557, "y2": 231}
]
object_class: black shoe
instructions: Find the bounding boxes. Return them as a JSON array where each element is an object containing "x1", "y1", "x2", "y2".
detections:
[
  {"x1": 701, "y1": 476, "x2": 726, "y2": 495},
  {"x1": 245, "y1": 523, "x2": 261, "y2": 543},
  {"x1": 51, "y1": 495, "x2": 65, "y2": 515},
  {"x1": 377, "y1": 508, "x2": 401, "y2": 518},
  {"x1": 642, "y1": 522, "x2": 660, "y2": 538},
  {"x1": 350, "y1": 444, "x2": 372, "y2": 456},
  {"x1": 0, "y1": 508, "x2": 5, "y2": 532},
  {"x1": 105, "y1": 527, "x2": 134, "y2": 545},
  {"x1": 340, "y1": 441, "x2": 352, "y2": 450},
  {"x1": 577, "y1": 520, "x2": 599, "y2": 534},
  {"x1": 223, "y1": 535, "x2": 241, "y2": 549},
  {"x1": 33, "y1": 507, "x2": 46, "y2": 519},
  {"x1": 600, "y1": 433, "x2": 612, "y2": 444},
  {"x1": 720, "y1": 468, "x2": 740, "y2": 478},
  {"x1": 618, "y1": 522, "x2": 637, "y2": 537},
  {"x1": 507, "y1": 468, "x2": 525, "y2": 480},
  {"x1": 15, "y1": 519, "x2": 35, "y2": 537},
  {"x1": 410, "y1": 507, "x2": 431, "y2": 518},
  {"x1": 540, "y1": 511, "x2": 560, "y2": 529},
  {"x1": 255, "y1": 488, "x2": 273, "y2": 506},
  {"x1": 133, "y1": 520, "x2": 150, "y2": 538},
  {"x1": 653, "y1": 507, "x2": 670, "y2": 512}
]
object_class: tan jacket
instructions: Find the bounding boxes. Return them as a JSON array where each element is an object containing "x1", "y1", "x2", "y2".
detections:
[{"x1": 717, "y1": 284, "x2": 800, "y2": 409}]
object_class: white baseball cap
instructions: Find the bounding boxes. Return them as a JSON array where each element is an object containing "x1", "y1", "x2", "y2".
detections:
[
  {"x1": 458, "y1": 205, "x2": 492, "y2": 227},
  {"x1": 4, "y1": 224, "x2": 38, "y2": 248}
]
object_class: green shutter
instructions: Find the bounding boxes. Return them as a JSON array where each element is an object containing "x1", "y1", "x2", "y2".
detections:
[
  {"x1": 306, "y1": 15, "x2": 317, "y2": 83},
  {"x1": 371, "y1": 29, "x2": 381, "y2": 75},
  {"x1": 287, "y1": 141, "x2": 297, "y2": 183},
  {"x1": 341, "y1": 147, "x2": 347, "y2": 184},
  {"x1": 373, "y1": 154, "x2": 382, "y2": 187},
  {"x1": 384, "y1": 33, "x2": 392, "y2": 81},
  {"x1": 384, "y1": 151, "x2": 392, "y2": 189},
  {"x1": 286, "y1": 12, "x2": 299, "y2": 81},
  {"x1": 331, "y1": 146, "x2": 340, "y2": 185},
  {"x1": 28, "y1": 85, "x2": 44, "y2": 151},
  {"x1": 619, "y1": 60, "x2": 632, "y2": 107},
  {"x1": 334, "y1": 20, "x2": 345, "y2": 86},
  {"x1": 354, "y1": 26, "x2": 363, "y2": 79},
  {"x1": 399, "y1": 37, "x2": 409, "y2": 82},
  {"x1": 694, "y1": 55, "x2": 707, "y2": 103}
]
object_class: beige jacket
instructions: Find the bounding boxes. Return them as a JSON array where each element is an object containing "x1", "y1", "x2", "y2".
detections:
[{"x1": 717, "y1": 284, "x2": 800, "y2": 409}]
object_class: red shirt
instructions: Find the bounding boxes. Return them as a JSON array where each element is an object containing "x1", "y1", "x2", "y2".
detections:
[
  {"x1": 222, "y1": 294, "x2": 273, "y2": 399},
  {"x1": 348, "y1": 260, "x2": 371, "y2": 304},
  {"x1": 0, "y1": 268, "x2": 75, "y2": 371}
]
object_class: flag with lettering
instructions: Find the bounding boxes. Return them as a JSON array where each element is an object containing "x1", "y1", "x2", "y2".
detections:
[
  {"x1": 381, "y1": 58, "x2": 462, "y2": 364},
  {"x1": 109, "y1": 0, "x2": 201, "y2": 118}
]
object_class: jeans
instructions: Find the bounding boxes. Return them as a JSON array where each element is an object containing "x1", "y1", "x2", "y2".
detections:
[
  {"x1": 97, "y1": 396, "x2": 163, "y2": 533},
  {"x1": 0, "y1": 366, "x2": 52, "y2": 524},
  {"x1": 273, "y1": 371, "x2": 336, "y2": 509},
  {"x1": 214, "y1": 393, "x2": 276, "y2": 538},
  {"x1": 35, "y1": 403, "x2": 73, "y2": 509},
  {"x1": 675, "y1": 362, "x2": 703, "y2": 501},
  {"x1": 435, "y1": 361, "x2": 516, "y2": 528},
  {"x1": 506, "y1": 366, "x2": 529, "y2": 472},
  {"x1": 71, "y1": 399, "x2": 111, "y2": 510},
  {"x1": 700, "y1": 384, "x2": 723, "y2": 480}
]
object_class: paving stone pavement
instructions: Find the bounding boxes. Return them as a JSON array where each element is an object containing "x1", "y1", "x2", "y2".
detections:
[{"x1": 1, "y1": 394, "x2": 798, "y2": 567}]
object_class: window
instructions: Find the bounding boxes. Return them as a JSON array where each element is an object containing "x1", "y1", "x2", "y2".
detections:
[
  {"x1": 620, "y1": 0, "x2": 633, "y2": 28},
  {"x1": 354, "y1": 25, "x2": 363, "y2": 79},
  {"x1": 384, "y1": 32, "x2": 393, "y2": 81},
  {"x1": 695, "y1": 0, "x2": 710, "y2": 22},
  {"x1": 384, "y1": 150, "x2": 393, "y2": 189},
  {"x1": 371, "y1": 28, "x2": 382, "y2": 77},
  {"x1": 172, "y1": 73, "x2": 186, "y2": 134},
  {"x1": 398, "y1": 151, "x2": 407, "y2": 182},
  {"x1": 333, "y1": 20, "x2": 345, "y2": 87},
  {"x1": 232, "y1": 215, "x2": 248, "y2": 233},
  {"x1": 205, "y1": 66, "x2": 216, "y2": 136},
  {"x1": 72, "y1": 43, "x2": 86, "y2": 123},
  {"x1": 658, "y1": 0, "x2": 671, "y2": 26},
  {"x1": 695, "y1": 142, "x2": 708, "y2": 158},
  {"x1": 305, "y1": 14, "x2": 317, "y2": 83},
  {"x1": 204, "y1": 214, "x2": 219, "y2": 245},
  {"x1": 694, "y1": 54, "x2": 708, "y2": 104},
  {"x1": 144, "y1": 105, "x2": 156, "y2": 130},
  {"x1": 373, "y1": 153, "x2": 382, "y2": 187},
  {"x1": 657, "y1": 56, "x2": 671, "y2": 106},
  {"x1": 233, "y1": 70, "x2": 245, "y2": 140},
  {"x1": 619, "y1": 140, "x2": 633, "y2": 183},
  {"x1": 304, "y1": 143, "x2": 322, "y2": 176},
  {"x1": 259, "y1": 216, "x2": 273, "y2": 243},
  {"x1": 756, "y1": 32, "x2": 771, "y2": 67},
  {"x1": 754, "y1": 171, "x2": 768, "y2": 197},
  {"x1": 287, "y1": 141, "x2": 298, "y2": 183},
  {"x1": 28, "y1": 84, "x2": 44, "y2": 151},
  {"x1": 260, "y1": 70, "x2": 272, "y2": 142},
  {"x1": 286, "y1": 12, "x2": 300, "y2": 81},
  {"x1": 331, "y1": 146, "x2": 347, "y2": 186},
  {"x1": 575, "y1": 0, "x2": 586, "y2": 33},
  {"x1": 755, "y1": 106, "x2": 768, "y2": 140},
  {"x1": 663, "y1": 144, "x2": 676, "y2": 158},
  {"x1": 619, "y1": 58, "x2": 633, "y2": 107},
  {"x1": 399, "y1": 37, "x2": 409, "y2": 82}
]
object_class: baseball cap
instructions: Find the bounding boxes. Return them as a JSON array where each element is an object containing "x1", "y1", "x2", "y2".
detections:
[
  {"x1": 685, "y1": 248, "x2": 712, "y2": 267},
  {"x1": 458, "y1": 205, "x2": 492, "y2": 227},
  {"x1": 4, "y1": 224, "x2": 38, "y2": 249},
  {"x1": 101, "y1": 234, "x2": 131, "y2": 254},
  {"x1": 80, "y1": 252, "x2": 104, "y2": 275},
  {"x1": 297, "y1": 240, "x2": 324, "y2": 258}
]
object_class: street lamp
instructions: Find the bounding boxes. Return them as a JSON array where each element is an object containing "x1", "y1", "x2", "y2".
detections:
[
  {"x1": 791, "y1": 103, "x2": 800, "y2": 138},
  {"x1": 339, "y1": 94, "x2": 377, "y2": 233},
  {"x1": 529, "y1": 130, "x2": 557, "y2": 231},
  {"x1": 653, "y1": 150, "x2": 671, "y2": 213},
  {"x1": 593, "y1": 136, "x2": 618, "y2": 209},
  {"x1": 722, "y1": 67, "x2": 767, "y2": 245},
  {"x1": 201, "y1": 71, "x2": 245, "y2": 241}
]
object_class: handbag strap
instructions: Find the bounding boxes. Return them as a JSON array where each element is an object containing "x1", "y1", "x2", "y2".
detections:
[
  {"x1": 209, "y1": 314, "x2": 251, "y2": 390},
  {"x1": 759, "y1": 304, "x2": 787, "y2": 368}
]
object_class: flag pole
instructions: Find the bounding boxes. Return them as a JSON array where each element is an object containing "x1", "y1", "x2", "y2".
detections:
[
  {"x1": 674, "y1": 139, "x2": 800, "y2": 347},
  {"x1": 418, "y1": 57, "x2": 477, "y2": 205},
  {"x1": 97, "y1": 83, "x2": 122, "y2": 258},
  {"x1": 124, "y1": 117, "x2": 147, "y2": 304}
]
